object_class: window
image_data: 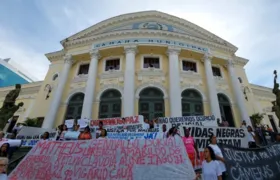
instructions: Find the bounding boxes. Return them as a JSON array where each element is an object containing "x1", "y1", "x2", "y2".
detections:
[
  {"x1": 52, "y1": 74, "x2": 58, "y2": 81},
  {"x1": 78, "y1": 64, "x2": 89, "y2": 75},
  {"x1": 143, "y1": 57, "x2": 160, "y2": 69},
  {"x1": 182, "y1": 61, "x2": 197, "y2": 72},
  {"x1": 105, "y1": 59, "x2": 120, "y2": 71},
  {"x1": 212, "y1": 66, "x2": 222, "y2": 77}
]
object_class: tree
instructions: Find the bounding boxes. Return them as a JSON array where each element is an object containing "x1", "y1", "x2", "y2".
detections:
[
  {"x1": 250, "y1": 113, "x2": 264, "y2": 126},
  {"x1": 23, "y1": 118, "x2": 39, "y2": 127}
]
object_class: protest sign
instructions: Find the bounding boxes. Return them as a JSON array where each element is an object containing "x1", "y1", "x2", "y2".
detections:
[
  {"x1": 107, "y1": 132, "x2": 162, "y2": 140},
  {"x1": 0, "y1": 139, "x2": 22, "y2": 147},
  {"x1": 178, "y1": 125, "x2": 248, "y2": 170},
  {"x1": 90, "y1": 115, "x2": 143, "y2": 127},
  {"x1": 9, "y1": 138, "x2": 196, "y2": 180},
  {"x1": 219, "y1": 143, "x2": 280, "y2": 180},
  {"x1": 158, "y1": 115, "x2": 216, "y2": 129}
]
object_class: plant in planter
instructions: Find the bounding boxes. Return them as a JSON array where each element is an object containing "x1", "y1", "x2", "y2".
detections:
[
  {"x1": 250, "y1": 113, "x2": 264, "y2": 127},
  {"x1": 23, "y1": 118, "x2": 39, "y2": 127}
]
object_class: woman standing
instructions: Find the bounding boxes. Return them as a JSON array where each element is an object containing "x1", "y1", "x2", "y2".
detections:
[
  {"x1": 182, "y1": 127, "x2": 200, "y2": 167},
  {"x1": 209, "y1": 135, "x2": 227, "y2": 180},
  {"x1": 196, "y1": 146, "x2": 222, "y2": 180},
  {"x1": 78, "y1": 126, "x2": 92, "y2": 140}
]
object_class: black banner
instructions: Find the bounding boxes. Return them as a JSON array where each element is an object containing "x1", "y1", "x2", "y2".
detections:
[{"x1": 219, "y1": 143, "x2": 280, "y2": 180}]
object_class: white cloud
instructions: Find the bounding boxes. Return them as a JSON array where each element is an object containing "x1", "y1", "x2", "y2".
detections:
[
  {"x1": 0, "y1": 27, "x2": 49, "y2": 81},
  {"x1": 1, "y1": 0, "x2": 279, "y2": 88}
]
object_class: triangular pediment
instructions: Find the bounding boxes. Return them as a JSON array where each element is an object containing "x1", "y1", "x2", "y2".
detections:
[{"x1": 62, "y1": 11, "x2": 237, "y2": 51}]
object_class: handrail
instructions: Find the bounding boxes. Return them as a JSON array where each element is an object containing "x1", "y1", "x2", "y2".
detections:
[{"x1": 8, "y1": 153, "x2": 26, "y2": 166}]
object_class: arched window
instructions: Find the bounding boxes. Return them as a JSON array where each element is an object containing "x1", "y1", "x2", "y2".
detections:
[
  {"x1": 99, "y1": 89, "x2": 122, "y2": 118},
  {"x1": 65, "y1": 93, "x2": 84, "y2": 120},
  {"x1": 218, "y1": 93, "x2": 235, "y2": 127},
  {"x1": 181, "y1": 89, "x2": 203, "y2": 116},
  {"x1": 139, "y1": 87, "x2": 165, "y2": 120}
]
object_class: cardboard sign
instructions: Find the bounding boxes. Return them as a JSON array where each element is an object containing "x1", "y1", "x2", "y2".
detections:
[
  {"x1": 9, "y1": 138, "x2": 196, "y2": 180},
  {"x1": 219, "y1": 143, "x2": 280, "y2": 180}
]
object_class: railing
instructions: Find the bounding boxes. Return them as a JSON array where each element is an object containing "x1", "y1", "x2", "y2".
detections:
[{"x1": 7, "y1": 153, "x2": 26, "y2": 175}]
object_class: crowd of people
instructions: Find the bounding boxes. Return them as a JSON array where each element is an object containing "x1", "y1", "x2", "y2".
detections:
[{"x1": 3, "y1": 117, "x2": 280, "y2": 180}]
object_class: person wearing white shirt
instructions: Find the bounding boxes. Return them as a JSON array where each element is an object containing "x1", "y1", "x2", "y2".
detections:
[
  {"x1": 196, "y1": 146, "x2": 222, "y2": 180},
  {"x1": 209, "y1": 135, "x2": 227, "y2": 180},
  {"x1": 162, "y1": 124, "x2": 168, "y2": 138},
  {"x1": 143, "y1": 119, "x2": 150, "y2": 130},
  {"x1": 247, "y1": 126, "x2": 257, "y2": 148}
]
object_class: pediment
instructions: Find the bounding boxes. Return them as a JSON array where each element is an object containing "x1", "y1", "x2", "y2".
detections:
[{"x1": 62, "y1": 11, "x2": 237, "y2": 51}]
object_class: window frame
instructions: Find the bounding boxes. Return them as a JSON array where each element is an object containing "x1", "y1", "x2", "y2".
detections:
[
  {"x1": 103, "y1": 56, "x2": 123, "y2": 72},
  {"x1": 77, "y1": 64, "x2": 90, "y2": 75},
  {"x1": 141, "y1": 54, "x2": 162, "y2": 70},
  {"x1": 211, "y1": 65, "x2": 223, "y2": 78},
  {"x1": 75, "y1": 61, "x2": 90, "y2": 76},
  {"x1": 180, "y1": 59, "x2": 199, "y2": 73}
]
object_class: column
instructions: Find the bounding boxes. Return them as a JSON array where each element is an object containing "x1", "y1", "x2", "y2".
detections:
[
  {"x1": 43, "y1": 55, "x2": 73, "y2": 129},
  {"x1": 203, "y1": 53, "x2": 222, "y2": 120},
  {"x1": 167, "y1": 46, "x2": 182, "y2": 117},
  {"x1": 227, "y1": 60, "x2": 251, "y2": 125},
  {"x1": 123, "y1": 45, "x2": 137, "y2": 117},
  {"x1": 81, "y1": 50, "x2": 100, "y2": 119}
]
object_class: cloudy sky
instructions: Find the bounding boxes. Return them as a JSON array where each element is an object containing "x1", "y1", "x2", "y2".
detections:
[{"x1": 0, "y1": 0, "x2": 279, "y2": 87}]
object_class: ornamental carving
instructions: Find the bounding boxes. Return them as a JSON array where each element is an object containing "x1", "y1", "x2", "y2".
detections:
[
  {"x1": 137, "y1": 70, "x2": 166, "y2": 83},
  {"x1": 70, "y1": 82, "x2": 86, "y2": 90},
  {"x1": 100, "y1": 78, "x2": 123, "y2": 86}
]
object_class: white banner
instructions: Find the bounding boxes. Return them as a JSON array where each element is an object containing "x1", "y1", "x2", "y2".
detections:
[{"x1": 9, "y1": 138, "x2": 196, "y2": 180}]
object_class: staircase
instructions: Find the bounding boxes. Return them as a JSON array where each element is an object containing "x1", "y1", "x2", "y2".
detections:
[{"x1": 7, "y1": 147, "x2": 32, "y2": 175}]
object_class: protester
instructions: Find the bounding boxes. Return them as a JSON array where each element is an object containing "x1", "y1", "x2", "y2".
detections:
[
  {"x1": 167, "y1": 127, "x2": 181, "y2": 141},
  {"x1": 209, "y1": 135, "x2": 227, "y2": 180},
  {"x1": 0, "y1": 144, "x2": 9, "y2": 158},
  {"x1": 143, "y1": 118, "x2": 150, "y2": 130},
  {"x1": 162, "y1": 124, "x2": 168, "y2": 138},
  {"x1": 59, "y1": 124, "x2": 68, "y2": 141},
  {"x1": 78, "y1": 126, "x2": 92, "y2": 140},
  {"x1": 221, "y1": 117, "x2": 229, "y2": 127},
  {"x1": 196, "y1": 146, "x2": 222, "y2": 180},
  {"x1": 73, "y1": 124, "x2": 80, "y2": 132},
  {"x1": 240, "y1": 120, "x2": 247, "y2": 128},
  {"x1": 182, "y1": 127, "x2": 200, "y2": 167},
  {"x1": 96, "y1": 121, "x2": 104, "y2": 138},
  {"x1": 98, "y1": 129, "x2": 107, "y2": 139},
  {"x1": 0, "y1": 157, "x2": 8, "y2": 180},
  {"x1": 41, "y1": 131, "x2": 49, "y2": 140},
  {"x1": 247, "y1": 126, "x2": 257, "y2": 148}
]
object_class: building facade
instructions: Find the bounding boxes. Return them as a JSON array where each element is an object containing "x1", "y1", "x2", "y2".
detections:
[
  {"x1": 0, "y1": 11, "x2": 279, "y2": 131},
  {"x1": 0, "y1": 58, "x2": 37, "y2": 87}
]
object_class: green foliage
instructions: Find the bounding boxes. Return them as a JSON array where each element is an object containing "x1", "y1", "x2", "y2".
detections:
[
  {"x1": 23, "y1": 118, "x2": 40, "y2": 127},
  {"x1": 250, "y1": 113, "x2": 264, "y2": 125}
]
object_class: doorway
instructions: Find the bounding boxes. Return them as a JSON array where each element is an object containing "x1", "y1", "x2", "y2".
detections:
[{"x1": 218, "y1": 93, "x2": 235, "y2": 127}]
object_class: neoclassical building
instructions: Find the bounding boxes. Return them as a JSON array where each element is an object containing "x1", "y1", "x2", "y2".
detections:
[{"x1": 0, "y1": 11, "x2": 279, "y2": 131}]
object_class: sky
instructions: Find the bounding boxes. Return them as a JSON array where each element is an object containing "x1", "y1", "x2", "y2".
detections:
[{"x1": 0, "y1": 0, "x2": 279, "y2": 88}]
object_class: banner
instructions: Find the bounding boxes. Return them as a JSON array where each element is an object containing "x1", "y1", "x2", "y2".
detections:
[
  {"x1": 158, "y1": 115, "x2": 216, "y2": 128},
  {"x1": 178, "y1": 125, "x2": 248, "y2": 170},
  {"x1": 107, "y1": 132, "x2": 162, "y2": 140},
  {"x1": 9, "y1": 138, "x2": 196, "y2": 180},
  {"x1": 90, "y1": 116, "x2": 144, "y2": 127},
  {"x1": 16, "y1": 126, "x2": 57, "y2": 140},
  {"x1": 219, "y1": 143, "x2": 280, "y2": 180}
]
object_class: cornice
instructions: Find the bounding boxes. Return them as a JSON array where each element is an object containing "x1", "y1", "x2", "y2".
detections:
[
  {"x1": 45, "y1": 50, "x2": 65, "y2": 63},
  {"x1": 64, "y1": 11, "x2": 237, "y2": 52},
  {"x1": 63, "y1": 30, "x2": 235, "y2": 54}
]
